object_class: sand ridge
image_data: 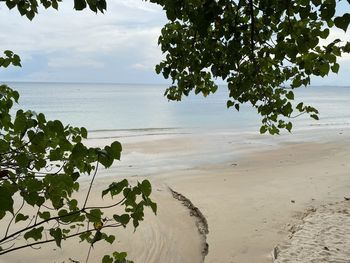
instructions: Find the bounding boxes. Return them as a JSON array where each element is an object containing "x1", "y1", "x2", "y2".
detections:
[
  {"x1": 169, "y1": 187, "x2": 209, "y2": 260},
  {"x1": 274, "y1": 200, "x2": 350, "y2": 263}
]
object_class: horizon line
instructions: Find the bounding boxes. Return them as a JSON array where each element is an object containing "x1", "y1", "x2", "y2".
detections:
[{"x1": 1, "y1": 80, "x2": 349, "y2": 88}]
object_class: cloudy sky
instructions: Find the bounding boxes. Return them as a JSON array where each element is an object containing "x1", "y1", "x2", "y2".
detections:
[
  {"x1": 0, "y1": 1, "x2": 168, "y2": 84},
  {"x1": 0, "y1": 1, "x2": 349, "y2": 85}
]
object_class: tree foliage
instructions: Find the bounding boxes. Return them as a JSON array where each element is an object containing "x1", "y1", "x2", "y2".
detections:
[
  {"x1": 0, "y1": 1, "x2": 156, "y2": 262},
  {"x1": 151, "y1": 0, "x2": 350, "y2": 134},
  {"x1": 1, "y1": 0, "x2": 107, "y2": 20}
]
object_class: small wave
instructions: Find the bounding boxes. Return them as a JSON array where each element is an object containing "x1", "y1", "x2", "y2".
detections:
[
  {"x1": 88, "y1": 127, "x2": 179, "y2": 132},
  {"x1": 86, "y1": 127, "x2": 191, "y2": 139}
]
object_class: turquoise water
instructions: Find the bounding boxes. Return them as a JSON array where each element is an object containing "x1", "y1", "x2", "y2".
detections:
[{"x1": 4, "y1": 82, "x2": 350, "y2": 132}]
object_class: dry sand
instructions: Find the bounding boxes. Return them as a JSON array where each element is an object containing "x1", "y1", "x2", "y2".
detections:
[
  {"x1": 1, "y1": 128, "x2": 350, "y2": 263},
  {"x1": 274, "y1": 201, "x2": 350, "y2": 263}
]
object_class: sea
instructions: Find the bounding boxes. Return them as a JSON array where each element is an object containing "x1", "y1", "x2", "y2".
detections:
[
  {"x1": 3, "y1": 81, "x2": 350, "y2": 176},
  {"x1": 4, "y1": 82, "x2": 350, "y2": 133}
]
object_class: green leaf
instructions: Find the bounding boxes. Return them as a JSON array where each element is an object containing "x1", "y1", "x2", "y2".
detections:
[
  {"x1": 37, "y1": 113, "x2": 46, "y2": 123},
  {"x1": 91, "y1": 230, "x2": 102, "y2": 245},
  {"x1": 319, "y1": 63, "x2": 330, "y2": 76},
  {"x1": 15, "y1": 213, "x2": 29, "y2": 223},
  {"x1": 81, "y1": 127, "x2": 88, "y2": 138},
  {"x1": 112, "y1": 252, "x2": 128, "y2": 260},
  {"x1": 149, "y1": 201, "x2": 157, "y2": 215},
  {"x1": 113, "y1": 214, "x2": 130, "y2": 225},
  {"x1": 24, "y1": 227, "x2": 44, "y2": 241},
  {"x1": 286, "y1": 91, "x2": 294, "y2": 100},
  {"x1": 0, "y1": 139, "x2": 9, "y2": 152},
  {"x1": 344, "y1": 42, "x2": 350, "y2": 53},
  {"x1": 74, "y1": 0, "x2": 87, "y2": 10},
  {"x1": 334, "y1": 14, "x2": 350, "y2": 32},
  {"x1": 49, "y1": 228, "x2": 62, "y2": 247},
  {"x1": 259, "y1": 126, "x2": 267, "y2": 134},
  {"x1": 14, "y1": 110, "x2": 27, "y2": 132},
  {"x1": 319, "y1": 28, "x2": 330, "y2": 39},
  {"x1": 4, "y1": 50, "x2": 13, "y2": 57},
  {"x1": 6, "y1": 1, "x2": 16, "y2": 9},
  {"x1": 79, "y1": 231, "x2": 92, "y2": 242},
  {"x1": 331, "y1": 63, "x2": 340, "y2": 73},
  {"x1": 140, "y1": 180, "x2": 152, "y2": 197},
  {"x1": 68, "y1": 199, "x2": 78, "y2": 210},
  {"x1": 104, "y1": 234, "x2": 115, "y2": 244},
  {"x1": 296, "y1": 102, "x2": 304, "y2": 111},
  {"x1": 38, "y1": 211, "x2": 51, "y2": 220},
  {"x1": 155, "y1": 64, "x2": 161, "y2": 74},
  {"x1": 310, "y1": 114, "x2": 319, "y2": 120},
  {"x1": 110, "y1": 141, "x2": 122, "y2": 160},
  {"x1": 26, "y1": 10, "x2": 35, "y2": 20},
  {"x1": 98, "y1": 149, "x2": 114, "y2": 168},
  {"x1": 226, "y1": 100, "x2": 234, "y2": 108},
  {"x1": 0, "y1": 186, "x2": 14, "y2": 219},
  {"x1": 15, "y1": 153, "x2": 29, "y2": 167},
  {"x1": 102, "y1": 255, "x2": 113, "y2": 263},
  {"x1": 102, "y1": 179, "x2": 128, "y2": 197},
  {"x1": 86, "y1": 209, "x2": 103, "y2": 223},
  {"x1": 52, "y1": 0, "x2": 59, "y2": 10},
  {"x1": 97, "y1": 0, "x2": 107, "y2": 12}
]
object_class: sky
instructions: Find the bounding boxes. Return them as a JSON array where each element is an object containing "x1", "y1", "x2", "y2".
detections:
[
  {"x1": 0, "y1": 1, "x2": 168, "y2": 84},
  {"x1": 0, "y1": 1, "x2": 349, "y2": 85}
]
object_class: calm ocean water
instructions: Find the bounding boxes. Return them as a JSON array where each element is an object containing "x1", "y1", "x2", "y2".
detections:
[{"x1": 4, "y1": 82, "x2": 350, "y2": 132}]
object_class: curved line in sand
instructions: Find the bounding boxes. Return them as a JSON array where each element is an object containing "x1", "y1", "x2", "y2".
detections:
[{"x1": 168, "y1": 187, "x2": 209, "y2": 262}]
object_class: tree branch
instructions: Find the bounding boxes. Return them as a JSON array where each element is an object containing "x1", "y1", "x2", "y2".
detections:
[
  {"x1": 0, "y1": 223, "x2": 122, "y2": 256},
  {"x1": 83, "y1": 160, "x2": 99, "y2": 209}
]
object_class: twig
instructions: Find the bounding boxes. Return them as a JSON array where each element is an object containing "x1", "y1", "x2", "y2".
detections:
[{"x1": 83, "y1": 160, "x2": 99, "y2": 209}]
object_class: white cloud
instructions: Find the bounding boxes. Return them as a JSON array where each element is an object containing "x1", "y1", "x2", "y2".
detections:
[
  {"x1": 48, "y1": 56, "x2": 104, "y2": 69},
  {"x1": 115, "y1": 0, "x2": 162, "y2": 13},
  {"x1": 131, "y1": 63, "x2": 152, "y2": 71},
  {"x1": 0, "y1": 1, "x2": 167, "y2": 83}
]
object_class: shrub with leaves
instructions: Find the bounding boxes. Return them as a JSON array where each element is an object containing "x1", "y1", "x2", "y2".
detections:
[{"x1": 0, "y1": 55, "x2": 156, "y2": 261}]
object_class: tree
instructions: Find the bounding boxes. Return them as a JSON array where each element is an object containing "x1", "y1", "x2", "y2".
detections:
[
  {"x1": 0, "y1": 1, "x2": 156, "y2": 263},
  {"x1": 152, "y1": 0, "x2": 350, "y2": 134},
  {"x1": 1, "y1": 0, "x2": 349, "y2": 261}
]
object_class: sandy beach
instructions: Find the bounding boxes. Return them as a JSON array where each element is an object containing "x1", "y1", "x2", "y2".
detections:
[{"x1": 1, "y1": 127, "x2": 350, "y2": 263}]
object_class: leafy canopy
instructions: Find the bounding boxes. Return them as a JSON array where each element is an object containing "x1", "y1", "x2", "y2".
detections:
[{"x1": 151, "y1": 0, "x2": 350, "y2": 134}]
